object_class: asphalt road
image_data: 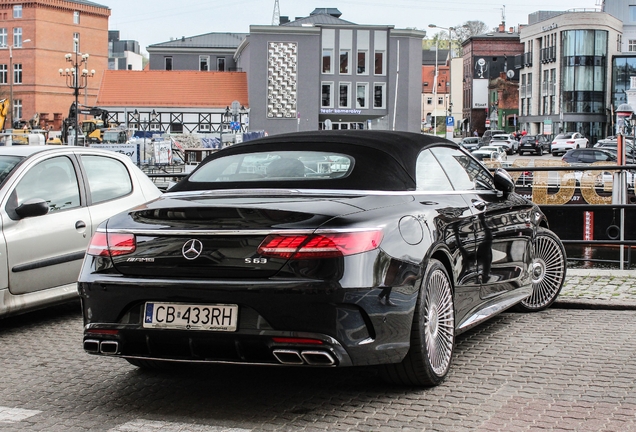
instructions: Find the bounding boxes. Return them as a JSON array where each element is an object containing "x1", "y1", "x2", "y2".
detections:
[{"x1": 1, "y1": 301, "x2": 635, "y2": 431}]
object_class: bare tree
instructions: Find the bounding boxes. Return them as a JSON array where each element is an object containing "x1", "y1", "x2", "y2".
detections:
[{"x1": 451, "y1": 20, "x2": 489, "y2": 56}]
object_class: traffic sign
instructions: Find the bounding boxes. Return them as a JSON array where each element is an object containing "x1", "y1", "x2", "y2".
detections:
[{"x1": 446, "y1": 116, "x2": 454, "y2": 127}]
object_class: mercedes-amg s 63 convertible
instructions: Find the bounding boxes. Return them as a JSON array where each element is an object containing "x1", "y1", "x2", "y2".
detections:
[{"x1": 78, "y1": 131, "x2": 566, "y2": 386}]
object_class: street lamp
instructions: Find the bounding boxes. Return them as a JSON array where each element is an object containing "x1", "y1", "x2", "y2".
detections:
[
  {"x1": 429, "y1": 25, "x2": 455, "y2": 138},
  {"x1": 59, "y1": 39, "x2": 94, "y2": 146},
  {"x1": 219, "y1": 106, "x2": 231, "y2": 147},
  {"x1": 2, "y1": 39, "x2": 30, "y2": 130}
]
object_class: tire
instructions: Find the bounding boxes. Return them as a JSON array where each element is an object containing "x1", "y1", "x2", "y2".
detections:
[
  {"x1": 380, "y1": 259, "x2": 455, "y2": 386},
  {"x1": 537, "y1": 147, "x2": 543, "y2": 156},
  {"x1": 516, "y1": 228, "x2": 567, "y2": 312},
  {"x1": 552, "y1": 152, "x2": 559, "y2": 157}
]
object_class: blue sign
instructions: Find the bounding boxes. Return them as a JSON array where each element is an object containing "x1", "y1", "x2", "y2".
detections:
[{"x1": 446, "y1": 116, "x2": 454, "y2": 127}]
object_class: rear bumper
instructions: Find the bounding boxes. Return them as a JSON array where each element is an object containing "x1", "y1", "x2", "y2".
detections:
[{"x1": 78, "y1": 276, "x2": 418, "y2": 367}]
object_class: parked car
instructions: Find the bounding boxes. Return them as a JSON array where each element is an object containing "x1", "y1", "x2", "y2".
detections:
[
  {"x1": 481, "y1": 129, "x2": 506, "y2": 145},
  {"x1": 471, "y1": 145, "x2": 508, "y2": 163},
  {"x1": 78, "y1": 130, "x2": 566, "y2": 387},
  {"x1": 518, "y1": 135, "x2": 551, "y2": 156},
  {"x1": 561, "y1": 148, "x2": 617, "y2": 164},
  {"x1": 490, "y1": 134, "x2": 518, "y2": 155},
  {"x1": 0, "y1": 146, "x2": 162, "y2": 318},
  {"x1": 551, "y1": 132, "x2": 589, "y2": 156},
  {"x1": 459, "y1": 137, "x2": 481, "y2": 152},
  {"x1": 593, "y1": 140, "x2": 636, "y2": 162}
]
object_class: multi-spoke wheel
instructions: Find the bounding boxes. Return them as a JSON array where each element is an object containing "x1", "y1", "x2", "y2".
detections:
[
  {"x1": 517, "y1": 228, "x2": 566, "y2": 312},
  {"x1": 381, "y1": 258, "x2": 455, "y2": 386}
]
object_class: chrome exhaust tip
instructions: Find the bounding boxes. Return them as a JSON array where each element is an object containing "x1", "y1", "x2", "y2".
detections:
[
  {"x1": 272, "y1": 349, "x2": 304, "y2": 365},
  {"x1": 84, "y1": 339, "x2": 100, "y2": 353},
  {"x1": 301, "y1": 350, "x2": 336, "y2": 366},
  {"x1": 99, "y1": 340, "x2": 119, "y2": 355}
]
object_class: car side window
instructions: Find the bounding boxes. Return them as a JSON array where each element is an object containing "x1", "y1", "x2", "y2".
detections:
[
  {"x1": 14, "y1": 156, "x2": 81, "y2": 212},
  {"x1": 80, "y1": 155, "x2": 133, "y2": 204},
  {"x1": 430, "y1": 147, "x2": 495, "y2": 191},
  {"x1": 415, "y1": 149, "x2": 453, "y2": 191}
]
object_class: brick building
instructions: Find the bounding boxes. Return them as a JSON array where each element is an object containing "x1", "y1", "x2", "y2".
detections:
[
  {"x1": 0, "y1": 0, "x2": 109, "y2": 130},
  {"x1": 461, "y1": 24, "x2": 523, "y2": 136}
]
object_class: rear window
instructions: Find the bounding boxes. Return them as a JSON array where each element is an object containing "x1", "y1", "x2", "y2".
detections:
[{"x1": 189, "y1": 151, "x2": 354, "y2": 183}]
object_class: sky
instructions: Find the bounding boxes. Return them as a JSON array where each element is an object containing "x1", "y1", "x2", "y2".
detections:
[{"x1": 103, "y1": 0, "x2": 601, "y2": 55}]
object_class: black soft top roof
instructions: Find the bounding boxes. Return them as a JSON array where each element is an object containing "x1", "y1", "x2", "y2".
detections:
[{"x1": 171, "y1": 131, "x2": 458, "y2": 192}]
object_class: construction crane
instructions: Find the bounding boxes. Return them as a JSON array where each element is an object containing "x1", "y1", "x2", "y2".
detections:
[{"x1": 272, "y1": 0, "x2": 280, "y2": 25}]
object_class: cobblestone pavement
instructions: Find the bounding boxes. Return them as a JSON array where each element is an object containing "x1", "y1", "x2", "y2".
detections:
[
  {"x1": 557, "y1": 269, "x2": 636, "y2": 308},
  {"x1": 0, "y1": 272, "x2": 635, "y2": 432}
]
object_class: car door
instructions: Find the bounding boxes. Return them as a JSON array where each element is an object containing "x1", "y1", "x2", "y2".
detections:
[
  {"x1": 429, "y1": 147, "x2": 534, "y2": 301},
  {"x1": 2, "y1": 154, "x2": 90, "y2": 295}
]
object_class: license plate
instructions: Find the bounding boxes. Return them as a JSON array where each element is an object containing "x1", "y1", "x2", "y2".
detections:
[{"x1": 143, "y1": 302, "x2": 238, "y2": 331}]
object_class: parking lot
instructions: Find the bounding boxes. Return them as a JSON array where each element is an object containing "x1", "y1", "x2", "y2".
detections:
[{"x1": 1, "y1": 301, "x2": 635, "y2": 431}]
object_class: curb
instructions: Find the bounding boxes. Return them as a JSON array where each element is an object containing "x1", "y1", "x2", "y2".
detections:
[
  {"x1": 553, "y1": 298, "x2": 636, "y2": 310},
  {"x1": 566, "y1": 269, "x2": 636, "y2": 278}
]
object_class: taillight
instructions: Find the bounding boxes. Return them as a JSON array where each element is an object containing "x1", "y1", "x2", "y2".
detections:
[
  {"x1": 566, "y1": 140, "x2": 575, "y2": 144},
  {"x1": 87, "y1": 232, "x2": 136, "y2": 257},
  {"x1": 257, "y1": 230, "x2": 383, "y2": 259}
]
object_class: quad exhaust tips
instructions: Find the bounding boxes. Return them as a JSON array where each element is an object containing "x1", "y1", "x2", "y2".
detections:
[
  {"x1": 272, "y1": 349, "x2": 336, "y2": 366},
  {"x1": 84, "y1": 339, "x2": 119, "y2": 355}
]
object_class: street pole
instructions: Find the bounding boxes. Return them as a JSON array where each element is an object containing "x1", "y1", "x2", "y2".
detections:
[
  {"x1": 59, "y1": 39, "x2": 94, "y2": 146},
  {"x1": 8, "y1": 46, "x2": 13, "y2": 129}
]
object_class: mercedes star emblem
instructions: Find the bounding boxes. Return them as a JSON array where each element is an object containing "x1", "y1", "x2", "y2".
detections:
[{"x1": 182, "y1": 239, "x2": 203, "y2": 260}]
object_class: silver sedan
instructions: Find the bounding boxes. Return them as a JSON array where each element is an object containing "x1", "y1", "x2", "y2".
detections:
[{"x1": 0, "y1": 145, "x2": 161, "y2": 317}]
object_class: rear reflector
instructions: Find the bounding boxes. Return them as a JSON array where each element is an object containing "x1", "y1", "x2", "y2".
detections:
[
  {"x1": 87, "y1": 232, "x2": 136, "y2": 257},
  {"x1": 272, "y1": 337, "x2": 323, "y2": 345},
  {"x1": 257, "y1": 230, "x2": 383, "y2": 259},
  {"x1": 86, "y1": 329, "x2": 119, "y2": 335}
]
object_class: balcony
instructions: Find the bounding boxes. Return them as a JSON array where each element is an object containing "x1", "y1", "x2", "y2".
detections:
[{"x1": 540, "y1": 46, "x2": 557, "y2": 64}]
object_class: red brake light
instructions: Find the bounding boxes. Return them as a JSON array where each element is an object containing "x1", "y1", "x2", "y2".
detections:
[
  {"x1": 87, "y1": 232, "x2": 136, "y2": 257},
  {"x1": 257, "y1": 230, "x2": 383, "y2": 259}
]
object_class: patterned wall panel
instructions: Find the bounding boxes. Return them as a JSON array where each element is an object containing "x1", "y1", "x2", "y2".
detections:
[{"x1": 267, "y1": 42, "x2": 298, "y2": 118}]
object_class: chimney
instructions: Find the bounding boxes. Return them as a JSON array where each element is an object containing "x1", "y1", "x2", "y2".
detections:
[
  {"x1": 498, "y1": 23, "x2": 505, "y2": 33},
  {"x1": 509, "y1": 27, "x2": 514, "y2": 33},
  {"x1": 500, "y1": 72, "x2": 507, "y2": 80}
]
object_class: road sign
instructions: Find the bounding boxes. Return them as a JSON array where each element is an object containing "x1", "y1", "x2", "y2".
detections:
[{"x1": 446, "y1": 116, "x2": 454, "y2": 127}]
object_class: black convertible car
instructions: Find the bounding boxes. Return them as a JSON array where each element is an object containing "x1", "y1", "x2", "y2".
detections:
[{"x1": 78, "y1": 131, "x2": 566, "y2": 386}]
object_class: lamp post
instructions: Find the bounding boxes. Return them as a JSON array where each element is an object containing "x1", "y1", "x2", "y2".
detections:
[
  {"x1": 219, "y1": 106, "x2": 231, "y2": 147},
  {"x1": 59, "y1": 39, "x2": 94, "y2": 146},
  {"x1": 614, "y1": 103, "x2": 633, "y2": 270},
  {"x1": 429, "y1": 24, "x2": 455, "y2": 138}
]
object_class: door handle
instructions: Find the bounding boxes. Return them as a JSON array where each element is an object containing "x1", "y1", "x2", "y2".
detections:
[
  {"x1": 75, "y1": 221, "x2": 86, "y2": 230},
  {"x1": 472, "y1": 200, "x2": 486, "y2": 211}
]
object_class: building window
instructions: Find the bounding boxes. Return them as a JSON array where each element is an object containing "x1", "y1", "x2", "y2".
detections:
[
  {"x1": 438, "y1": 97, "x2": 443, "y2": 105},
  {"x1": 73, "y1": 32, "x2": 80, "y2": 53},
  {"x1": 357, "y1": 50, "x2": 367, "y2": 74},
  {"x1": 199, "y1": 124, "x2": 211, "y2": 132},
  {"x1": 13, "y1": 28, "x2": 22, "y2": 48},
  {"x1": 13, "y1": 5, "x2": 22, "y2": 19},
  {"x1": 200, "y1": 56, "x2": 209, "y2": 71},
  {"x1": 217, "y1": 58, "x2": 225, "y2": 71},
  {"x1": 631, "y1": 6, "x2": 636, "y2": 22},
  {"x1": 339, "y1": 82, "x2": 351, "y2": 108},
  {"x1": 340, "y1": 50, "x2": 350, "y2": 74},
  {"x1": 629, "y1": 40, "x2": 636, "y2": 52},
  {"x1": 374, "y1": 51, "x2": 385, "y2": 75},
  {"x1": 13, "y1": 63, "x2": 22, "y2": 84},
  {"x1": 427, "y1": 97, "x2": 432, "y2": 105},
  {"x1": 165, "y1": 57, "x2": 172, "y2": 71},
  {"x1": 356, "y1": 83, "x2": 368, "y2": 109},
  {"x1": 374, "y1": 83, "x2": 385, "y2": 108},
  {"x1": 0, "y1": 64, "x2": 6, "y2": 84},
  {"x1": 321, "y1": 82, "x2": 333, "y2": 108},
  {"x1": 74, "y1": 11, "x2": 80, "y2": 24},
  {"x1": 322, "y1": 49, "x2": 333, "y2": 74},
  {"x1": 0, "y1": 29, "x2": 6, "y2": 48},
  {"x1": 13, "y1": 99, "x2": 21, "y2": 122}
]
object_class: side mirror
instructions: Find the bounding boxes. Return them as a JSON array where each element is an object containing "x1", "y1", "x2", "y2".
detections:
[
  {"x1": 493, "y1": 168, "x2": 515, "y2": 195},
  {"x1": 15, "y1": 199, "x2": 49, "y2": 219}
]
